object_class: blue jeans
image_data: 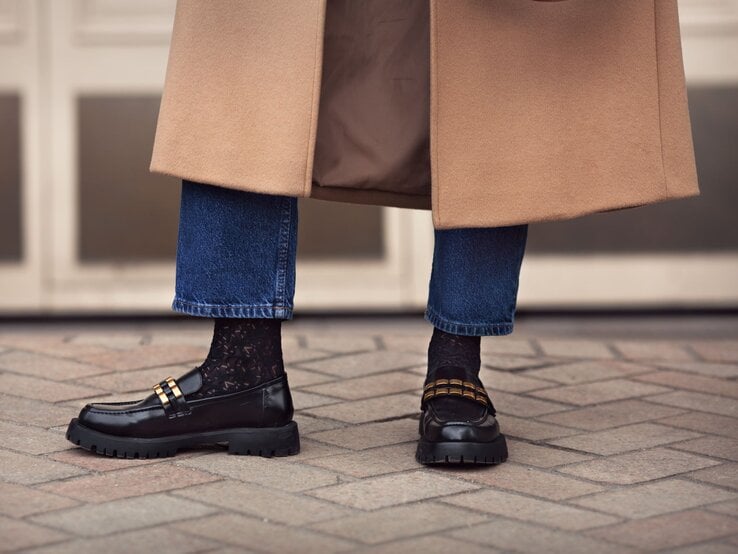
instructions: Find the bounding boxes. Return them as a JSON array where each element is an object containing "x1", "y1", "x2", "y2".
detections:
[{"x1": 173, "y1": 180, "x2": 528, "y2": 336}]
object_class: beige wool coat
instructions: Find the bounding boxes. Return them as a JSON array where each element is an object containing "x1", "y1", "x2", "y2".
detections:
[{"x1": 150, "y1": 0, "x2": 700, "y2": 229}]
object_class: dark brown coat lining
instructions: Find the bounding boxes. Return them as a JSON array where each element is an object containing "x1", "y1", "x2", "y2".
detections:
[{"x1": 312, "y1": 0, "x2": 431, "y2": 197}]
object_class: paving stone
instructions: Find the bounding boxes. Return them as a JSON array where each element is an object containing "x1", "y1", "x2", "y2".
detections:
[
  {"x1": 30, "y1": 493, "x2": 217, "y2": 537},
  {"x1": 380, "y1": 334, "x2": 433, "y2": 355},
  {"x1": 174, "y1": 513, "x2": 355, "y2": 553},
  {"x1": 291, "y1": 390, "x2": 343, "y2": 409},
  {"x1": 649, "y1": 360, "x2": 738, "y2": 379},
  {"x1": 144, "y1": 330, "x2": 212, "y2": 347},
  {"x1": 76, "y1": 344, "x2": 207, "y2": 371},
  {"x1": 4, "y1": 319, "x2": 738, "y2": 553},
  {"x1": 296, "y1": 350, "x2": 426, "y2": 378},
  {"x1": 77, "y1": 363, "x2": 192, "y2": 393},
  {"x1": 0, "y1": 350, "x2": 106, "y2": 381},
  {"x1": 357, "y1": 535, "x2": 497, "y2": 554},
  {"x1": 613, "y1": 340, "x2": 696, "y2": 361},
  {"x1": 557, "y1": 447, "x2": 721, "y2": 484},
  {"x1": 283, "y1": 346, "x2": 344, "y2": 365},
  {"x1": 482, "y1": 355, "x2": 554, "y2": 371},
  {"x1": 0, "y1": 393, "x2": 79, "y2": 427},
  {"x1": 302, "y1": 393, "x2": 419, "y2": 424},
  {"x1": 690, "y1": 340, "x2": 738, "y2": 363},
  {"x1": 547, "y1": 422, "x2": 702, "y2": 455},
  {"x1": 21, "y1": 526, "x2": 218, "y2": 554},
  {"x1": 570, "y1": 478, "x2": 737, "y2": 518},
  {"x1": 0, "y1": 420, "x2": 72, "y2": 454},
  {"x1": 478, "y1": 367, "x2": 555, "y2": 393},
  {"x1": 480, "y1": 337, "x2": 538, "y2": 357},
  {"x1": 449, "y1": 518, "x2": 635, "y2": 554},
  {"x1": 587, "y1": 509, "x2": 738, "y2": 551},
  {"x1": 0, "y1": 482, "x2": 78, "y2": 517},
  {"x1": 283, "y1": 438, "x2": 350, "y2": 461},
  {"x1": 634, "y1": 370, "x2": 738, "y2": 399},
  {"x1": 0, "y1": 335, "x2": 109, "y2": 359},
  {"x1": 307, "y1": 471, "x2": 479, "y2": 510},
  {"x1": 439, "y1": 462, "x2": 604, "y2": 500},
  {"x1": 537, "y1": 339, "x2": 616, "y2": 360},
  {"x1": 173, "y1": 480, "x2": 354, "y2": 525},
  {"x1": 177, "y1": 453, "x2": 344, "y2": 491},
  {"x1": 0, "y1": 515, "x2": 68, "y2": 552},
  {"x1": 443, "y1": 489, "x2": 619, "y2": 531},
  {"x1": 69, "y1": 333, "x2": 146, "y2": 349},
  {"x1": 304, "y1": 334, "x2": 379, "y2": 353},
  {"x1": 292, "y1": 414, "x2": 346, "y2": 435},
  {"x1": 670, "y1": 436, "x2": 738, "y2": 462},
  {"x1": 690, "y1": 463, "x2": 738, "y2": 489},
  {"x1": 648, "y1": 390, "x2": 738, "y2": 417},
  {"x1": 310, "y1": 502, "x2": 487, "y2": 545},
  {"x1": 502, "y1": 415, "x2": 581, "y2": 441},
  {"x1": 525, "y1": 360, "x2": 652, "y2": 385},
  {"x1": 283, "y1": 367, "x2": 336, "y2": 388},
  {"x1": 301, "y1": 371, "x2": 423, "y2": 400},
  {"x1": 38, "y1": 462, "x2": 221, "y2": 502},
  {"x1": 0, "y1": 449, "x2": 87, "y2": 484},
  {"x1": 308, "y1": 418, "x2": 416, "y2": 450},
  {"x1": 538, "y1": 398, "x2": 687, "y2": 431},
  {"x1": 658, "y1": 412, "x2": 738, "y2": 441},
  {"x1": 707, "y1": 499, "x2": 738, "y2": 517},
  {"x1": 530, "y1": 378, "x2": 672, "y2": 406},
  {"x1": 668, "y1": 544, "x2": 738, "y2": 554},
  {"x1": 492, "y1": 391, "x2": 570, "y2": 417},
  {"x1": 0, "y1": 373, "x2": 105, "y2": 402},
  {"x1": 507, "y1": 439, "x2": 593, "y2": 468},
  {"x1": 304, "y1": 442, "x2": 419, "y2": 478}
]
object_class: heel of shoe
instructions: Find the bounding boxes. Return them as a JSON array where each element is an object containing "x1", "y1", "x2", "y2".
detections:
[{"x1": 227, "y1": 421, "x2": 300, "y2": 457}]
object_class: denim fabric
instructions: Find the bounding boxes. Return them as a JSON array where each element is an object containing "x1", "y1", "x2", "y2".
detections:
[
  {"x1": 425, "y1": 225, "x2": 528, "y2": 336},
  {"x1": 173, "y1": 180, "x2": 298, "y2": 319},
  {"x1": 173, "y1": 180, "x2": 528, "y2": 336}
]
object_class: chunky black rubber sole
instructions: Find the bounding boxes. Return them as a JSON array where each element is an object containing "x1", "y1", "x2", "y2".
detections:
[
  {"x1": 416, "y1": 433, "x2": 508, "y2": 465},
  {"x1": 66, "y1": 418, "x2": 300, "y2": 459}
]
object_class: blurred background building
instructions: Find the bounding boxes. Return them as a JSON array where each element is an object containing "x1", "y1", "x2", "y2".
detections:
[{"x1": 0, "y1": 0, "x2": 736, "y2": 315}]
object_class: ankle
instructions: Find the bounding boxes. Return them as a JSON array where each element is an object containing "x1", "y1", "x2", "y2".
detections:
[
  {"x1": 427, "y1": 326, "x2": 481, "y2": 378},
  {"x1": 191, "y1": 317, "x2": 285, "y2": 399}
]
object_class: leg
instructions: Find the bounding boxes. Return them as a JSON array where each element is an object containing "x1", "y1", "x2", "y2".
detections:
[
  {"x1": 66, "y1": 180, "x2": 300, "y2": 458},
  {"x1": 173, "y1": 179, "x2": 298, "y2": 320},
  {"x1": 417, "y1": 224, "x2": 529, "y2": 465},
  {"x1": 426, "y1": 224, "x2": 529, "y2": 338}
]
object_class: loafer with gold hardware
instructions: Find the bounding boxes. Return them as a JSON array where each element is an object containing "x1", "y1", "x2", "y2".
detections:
[
  {"x1": 416, "y1": 366, "x2": 507, "y2": 465},
  {"x1": 65, "y1": 367, "x2": 299, "y2": 459}
]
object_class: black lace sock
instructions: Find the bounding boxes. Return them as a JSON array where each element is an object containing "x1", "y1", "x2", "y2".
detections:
[
  {"x1": 426, "y1": 327, "x2": 484, "y2": 420},
  {"x1": 189, "y1": 318, "x2": 285, "y2": 400},
  {"x1": 427, "y1": 327, "x2": 481, "y2": 378}
]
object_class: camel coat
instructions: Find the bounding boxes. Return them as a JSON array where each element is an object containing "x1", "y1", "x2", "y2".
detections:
[{"x1": 150, "y1": 0, "x2": 700, "y2": 229}]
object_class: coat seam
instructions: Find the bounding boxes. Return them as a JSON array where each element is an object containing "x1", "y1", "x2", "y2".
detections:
[
  {"x1": 430, "y1": 0, "x2": 441, "y2": 228},
  {"x1": 653, "y1": 0, "x2": 669, "y2": 198},
  {"x1": 303, "y1": 1, "x2": 326, "y2": 197}
]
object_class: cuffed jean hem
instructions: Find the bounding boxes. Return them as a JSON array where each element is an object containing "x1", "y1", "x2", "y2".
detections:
[
  {"x1": 424, "y1": 305, "x2": 514, "y2": 337},
  {"x1": 172, "y1": 297, "x2": 294, "y2": 319}
]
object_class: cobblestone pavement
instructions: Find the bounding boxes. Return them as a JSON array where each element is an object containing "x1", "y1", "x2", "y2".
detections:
[{"x1": 0, "y1": 315, "x2": 737, "y2": 553}]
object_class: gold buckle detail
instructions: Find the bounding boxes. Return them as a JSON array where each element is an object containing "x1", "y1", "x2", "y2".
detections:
[
  {"x1": 166, "y1": 377, "x2": 183, "y2": 399},
  {"x1": 153, "y1": 383, "x2": 170, "y2": 406},
  {"x1": 422, "y1": 377, "x2": 491, "y2": 409}
]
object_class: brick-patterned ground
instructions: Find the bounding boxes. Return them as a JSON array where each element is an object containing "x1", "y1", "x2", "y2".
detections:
[{"x1": 1, "y1": 315, "x2": 737, "y2": 553}]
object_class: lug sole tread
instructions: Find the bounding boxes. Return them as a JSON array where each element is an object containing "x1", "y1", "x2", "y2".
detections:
[
  {"x1": 66, "y1": 419, "x2": 300, "y2": 459},
  {"x1": 415, "y1": 434, "x2": 508, "y2": 466}
]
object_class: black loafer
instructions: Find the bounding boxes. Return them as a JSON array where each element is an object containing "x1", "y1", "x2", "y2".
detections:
[
  {"x1": 66, "y1": 368, "x2": 299, "y2": 459},
  {"x1": 416, "y1": 366, "x2": 507, "y2": 465}
]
